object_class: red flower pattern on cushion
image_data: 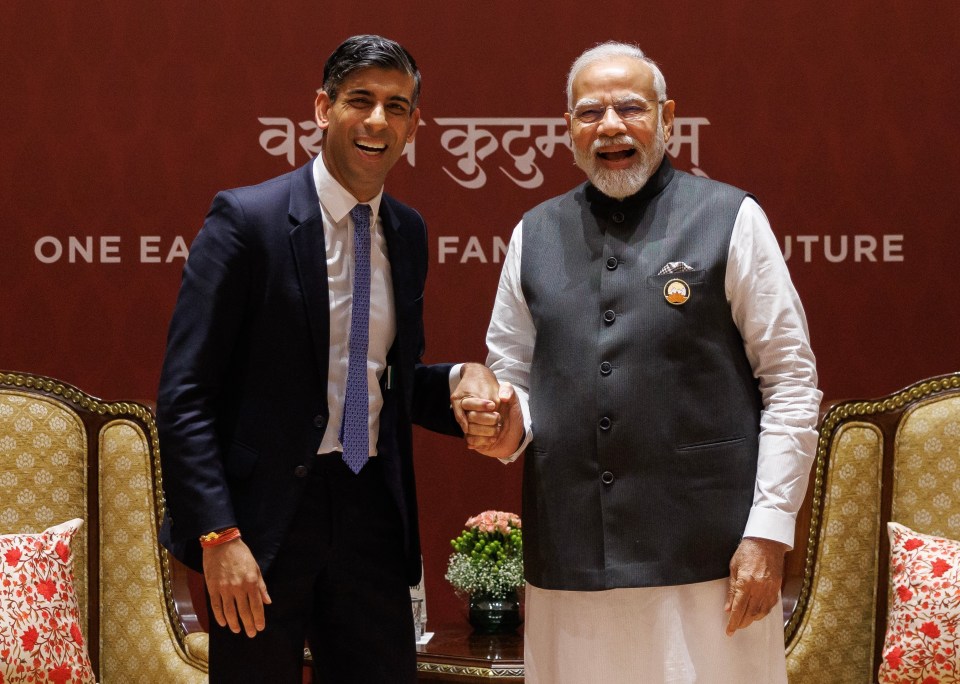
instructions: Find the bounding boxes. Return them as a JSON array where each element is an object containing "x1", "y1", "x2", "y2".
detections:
[
  {"x1": 48, "y1": 664, "x2": 73, "y2": 684},
  {"x1": 0, "y1": 519, "x2": 94, "y2": 684},
  {"x1": 934, "y1": 559, "x2": 953, "y2": 578},
  {"x1": 879, "y1": 522, "x2": 960, "y2": 683},
  {"x1": 68, "y1": 623, "x2": 83, "y2": 647},
  {"x1": 35, "y1": 579, "x2": 56, "y2": 601},
  {"x1": 18, "y1": 628, "x2": 38, "y2": 653}
]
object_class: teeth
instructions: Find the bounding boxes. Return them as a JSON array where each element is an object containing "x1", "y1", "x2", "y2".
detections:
[{"x1": 356, "y1": 141, "x2": 386, "y2": 152}]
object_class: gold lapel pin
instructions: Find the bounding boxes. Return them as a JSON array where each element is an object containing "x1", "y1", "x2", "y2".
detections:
[{"x1": 663, "y1": 278, "x2": 691, "y2": 306}]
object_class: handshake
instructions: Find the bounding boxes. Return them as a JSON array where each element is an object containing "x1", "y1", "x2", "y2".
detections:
[{"x1": 450, "y1": 363, "x2": 525, "y2": 459}]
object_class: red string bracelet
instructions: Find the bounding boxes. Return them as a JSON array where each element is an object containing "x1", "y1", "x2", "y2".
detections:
[{"x1": 199, "y1": 527, "x2": 241, "y2": 548}]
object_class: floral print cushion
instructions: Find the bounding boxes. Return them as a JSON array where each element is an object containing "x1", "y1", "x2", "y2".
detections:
[
  {"x1": 880, "y1": 522, "x2": 960, "y2": 683},
  {"x1": 0, "y1": 518, "x2": 94, "y2": 683}
]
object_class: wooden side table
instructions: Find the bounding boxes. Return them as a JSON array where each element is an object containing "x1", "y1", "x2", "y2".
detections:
[{"x1": 417, "y1": 623, "x2": 524, "y2": 682}]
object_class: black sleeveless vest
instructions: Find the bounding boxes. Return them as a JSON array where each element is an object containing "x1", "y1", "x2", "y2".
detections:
[{"x1": 520, "y1": 159, "x2": 762, "y2": 590}]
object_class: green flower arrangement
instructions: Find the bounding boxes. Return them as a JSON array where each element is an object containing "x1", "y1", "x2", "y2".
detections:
[{"x1": 445, "y1": 510, "x2": 524, "y2": 599}]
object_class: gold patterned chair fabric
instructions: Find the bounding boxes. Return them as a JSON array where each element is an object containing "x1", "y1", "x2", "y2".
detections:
[
  {"x1": 784, "y1": 372, "x2": 960, "y2": 683},
  {"x1": 0, "y1": 371, "x2": 207, "y2": 683}
]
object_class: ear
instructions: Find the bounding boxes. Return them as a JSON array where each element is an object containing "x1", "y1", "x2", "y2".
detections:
[
  {"x1": 314, "y1": 91, "x2": 332, "y2": 131},
  {"x1": 660, "y1": 99, "x2": 676, "y2": 143},
  {"x1": 563, "y1": 111, "x2": 573, "y2": 141},
  {"x1": 405, "y1": 107, "x2": 421, "y2": 143}
]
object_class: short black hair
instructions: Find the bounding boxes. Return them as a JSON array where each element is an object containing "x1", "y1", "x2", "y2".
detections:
[{"x1": 322, "y1": 34, "x2": 421, "y2": 108}]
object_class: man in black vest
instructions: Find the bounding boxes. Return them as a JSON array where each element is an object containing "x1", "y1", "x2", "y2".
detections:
[{"x1": 466, "y1": 42, "x2": 822, "y2": 682}]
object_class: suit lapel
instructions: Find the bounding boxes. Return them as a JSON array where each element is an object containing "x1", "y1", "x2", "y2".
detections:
[
  {"x1": 380, "y1": 196, "x2": 420, "y2": 407},
  {"x1": 380, "y1": 198, "x2": 416, "y2": 310},
  {"x1": 287, "y1": 161, "x2": 331, "y2": 385}
]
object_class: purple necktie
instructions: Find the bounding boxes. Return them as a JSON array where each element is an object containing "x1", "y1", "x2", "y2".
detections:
[{"x1": 341, "y1": 204, "x2": 371, "y2": 474}]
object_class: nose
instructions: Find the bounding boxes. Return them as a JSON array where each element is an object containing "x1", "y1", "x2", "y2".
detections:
[
  {"x1": 596, "y1": 106, "x2": 626, "y2": 136},
  {"x1": 366, "y1": 103, "x2": 388, "y2": 130}
]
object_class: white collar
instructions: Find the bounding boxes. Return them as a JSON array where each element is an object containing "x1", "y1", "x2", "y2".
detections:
[{"x1": 312, "y1": 152, "x2": 383, "y2": 223}]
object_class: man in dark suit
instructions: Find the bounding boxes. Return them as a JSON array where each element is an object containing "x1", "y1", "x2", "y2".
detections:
[{"x1": 157, "y1": 35, "x2": 501, "y2": 683}]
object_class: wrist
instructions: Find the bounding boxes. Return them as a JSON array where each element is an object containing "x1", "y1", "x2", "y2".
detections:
[
  {"x1": 199, "y1": 527, "x2": 241, "y2": 548},
  {"x1": 511, "y1": 427, "x2": 527, "y2": 454}
]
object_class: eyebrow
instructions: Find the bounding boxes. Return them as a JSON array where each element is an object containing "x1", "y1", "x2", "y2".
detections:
[{"x1": 572, "y1": 93, "x2": 650, "y2": 109}]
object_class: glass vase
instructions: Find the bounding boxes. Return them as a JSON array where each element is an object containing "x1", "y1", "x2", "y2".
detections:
[{"x1": 468, "y1": 589, "x2": 522, "y2": 634}]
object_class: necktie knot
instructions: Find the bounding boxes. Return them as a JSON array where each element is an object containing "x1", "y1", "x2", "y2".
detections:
[{"x1": 350, "y1": 203, "x2": 370, "y2": 232}]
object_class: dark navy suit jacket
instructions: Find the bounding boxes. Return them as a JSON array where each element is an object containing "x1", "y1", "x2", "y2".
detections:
[{"x1": 157, "y1": 160, "x2": 459, "y2": 584}]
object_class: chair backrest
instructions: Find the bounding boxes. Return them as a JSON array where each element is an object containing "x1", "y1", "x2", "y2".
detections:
[
  {"x1": 0, "y1": 371, "x2": 206, "y2": 682},
  {"x1": 784, "y1": 372, "x2": 960, "y2": 683}
]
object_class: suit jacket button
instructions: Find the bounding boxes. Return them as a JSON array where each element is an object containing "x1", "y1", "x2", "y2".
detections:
[
  {"x1": 600, "y1": 361, "x2": 612, "y2": 376},
  {"x1": 294, "y1": 465, "x2": 309, "y2": 478},
  {"x1": 313, "y1": 414, "x2": 327, "y2": 429},
  {"x1": 606, "y1": 256, "x2": 619, "y2": 270},
  {"x1": 603, "y1": 309, "x2": 616, "y2": 324},
  {"x1": 599, "y1": 416, "x2": 612, "y2": 430},
  {"x1": 601, "y1": 471, "x2": 615, "y2": 484}
]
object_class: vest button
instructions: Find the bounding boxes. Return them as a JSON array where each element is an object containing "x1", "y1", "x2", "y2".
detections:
[
  {"x1": 603, "y1": 309, "x2": 616, "y2": 323},
  {"x1": 294, "y1": 465, "x2": 309, "y2": 478},
  {"x1": 313, "y1": 414, "x2": 327, "y2": 429},
  {"x1": 611, "y1": 212, "x2": 625, "y2": 224},
  {"x1": 600, "y1": 361, "x2": 612, "y2": 375},
  {"x1": 606, "y1": 256, "x2": 619, "y2": 270},
  {"x1": 601, "y1": 471, "x2": 614, "y2": 484},
  {"x1": 599, "y1": 416, "x2": 612, "y2": 430}
]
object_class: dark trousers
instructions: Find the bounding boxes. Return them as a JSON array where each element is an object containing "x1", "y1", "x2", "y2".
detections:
[{"x1": 207, "y1": 454, "x2": 417, "y2": 683}]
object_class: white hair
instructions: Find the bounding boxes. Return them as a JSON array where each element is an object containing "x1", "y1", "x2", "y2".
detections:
[{"x1": 565, "y1": 42, "x2": 667, "y2": 110}]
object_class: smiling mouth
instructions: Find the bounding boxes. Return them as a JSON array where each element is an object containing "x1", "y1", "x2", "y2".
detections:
[
  {"x1": 356, "y1": 141, "x2": 387, "y2": 154},
  {"x1": 597, "y1": 148, "x2": 637, "y2": 161}
]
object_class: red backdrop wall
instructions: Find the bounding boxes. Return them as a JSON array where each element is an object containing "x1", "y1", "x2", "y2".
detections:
[{"x1": 2, "y1": 1, "x2": 958, "y2": 628}]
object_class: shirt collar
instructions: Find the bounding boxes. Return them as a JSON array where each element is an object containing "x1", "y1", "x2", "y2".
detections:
[{"x1": 312, "y1": 152, "x2": 383, "y2": 223}]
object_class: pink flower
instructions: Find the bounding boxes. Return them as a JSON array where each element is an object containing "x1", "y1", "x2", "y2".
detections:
[
  {"x1": 897, "y1": 585, "x2": 913, "y2": 603},
  {"x1": 55, "y1": 541, "x2": 70, "y2": 564},
  {"x1": 905, "y1": 538, "x2": 925, "y2": 551},
  {"x1": 69, "y1": 623, "x2": 84, "y2": 646},
  {"x1": 920, "y1": 621, "x2": 942, "y2": 639},
  {"x1": 465, "y1": 510, "x2": 521, "y2": 533}
]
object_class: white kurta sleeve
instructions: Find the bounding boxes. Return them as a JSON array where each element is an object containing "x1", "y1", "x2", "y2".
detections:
[
  {"x1": 485, "y1": 221, "x2": 535, "y2": 461},
  {"x1": 726, "y1": 198, "x2": 823, "y2": 549}
]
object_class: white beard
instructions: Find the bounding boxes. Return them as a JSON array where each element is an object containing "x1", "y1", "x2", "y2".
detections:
[{"x1": 573, "y1": 117, "x2": 666, "y2": 200}]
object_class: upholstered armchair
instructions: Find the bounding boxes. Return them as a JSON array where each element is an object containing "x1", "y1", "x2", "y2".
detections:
[
  {"x1": 784, "y1": 372, "x2": 960, "y2": 682},
  {"x1": 0, "y1": 371, "x2": 207, "y2": 683}
]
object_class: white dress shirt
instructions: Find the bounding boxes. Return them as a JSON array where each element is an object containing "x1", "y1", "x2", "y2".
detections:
[
  {"x1": 312, "y1": 153, "x2": 395, "y2": 456},
  {"x1": 486, "y1": 197, "x2": 822, "y2": 549}
]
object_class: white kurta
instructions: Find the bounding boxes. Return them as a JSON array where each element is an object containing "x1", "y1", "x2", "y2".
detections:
[
  {"x1": 524, "y1": 580, "x2": 787, "y2": 684},
  {"x1": 486, "y1": 197, "x2": 822, "y2": 683}
]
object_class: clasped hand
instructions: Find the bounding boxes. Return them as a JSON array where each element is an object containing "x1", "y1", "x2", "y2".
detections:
[{"x1": 451, "y1": 363, "x2": 524, "y2": 459}]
